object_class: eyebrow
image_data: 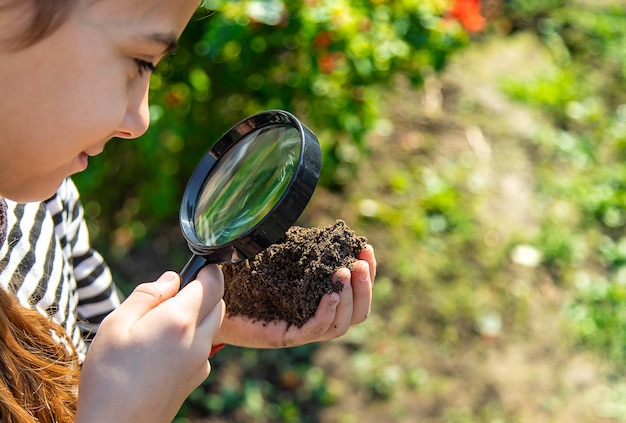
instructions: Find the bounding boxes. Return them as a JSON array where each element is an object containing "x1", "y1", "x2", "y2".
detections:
[{"x1": 139, "y1": 32, "x2": 180, "y2": 55}]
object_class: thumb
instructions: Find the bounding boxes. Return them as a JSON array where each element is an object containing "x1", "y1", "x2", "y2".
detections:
[{"x1": 113, "y1": 271, "x2": 181, "y2": 323}]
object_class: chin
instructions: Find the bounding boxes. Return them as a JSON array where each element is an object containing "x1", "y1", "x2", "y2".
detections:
[{"x1": 0, "y1": 178, "x2": 64, "y2": 203}]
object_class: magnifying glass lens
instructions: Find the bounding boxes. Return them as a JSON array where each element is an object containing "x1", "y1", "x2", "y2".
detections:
[{"x1": 194, "y1": 125, "x2": 302, "y2": 246}]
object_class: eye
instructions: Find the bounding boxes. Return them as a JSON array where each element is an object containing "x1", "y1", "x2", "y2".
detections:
[{"x1": 134, "y1": 59, "x2": 157, "y2": 76}]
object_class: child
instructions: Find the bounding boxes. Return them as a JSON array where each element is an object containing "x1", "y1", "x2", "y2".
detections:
[{"x1": 0, "y1": 1, "x2": 377, "y2": 422}]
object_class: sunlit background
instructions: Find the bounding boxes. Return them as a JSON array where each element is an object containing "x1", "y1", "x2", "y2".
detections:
[{"x1": 74, "y1": 0, "x2": 626, "y2": 421}]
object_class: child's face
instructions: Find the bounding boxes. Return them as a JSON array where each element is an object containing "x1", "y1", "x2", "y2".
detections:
[{"x1": 0, "y1": 0, "x2": 199, "y2": 202}]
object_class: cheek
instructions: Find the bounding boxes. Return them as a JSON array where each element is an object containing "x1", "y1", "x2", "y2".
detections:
[
  {"x1": 42, "y1": 20, "x2": 131, "y2": 141},
  {"x1": 1, "y1": 69, "x2": 123, "y2": 157},
  {"x1": 69, "y1": 84, "x2": 129, "y2": 137},
  {"x1": 49, "y1": 52, "x2": 131, "y2": 142}
]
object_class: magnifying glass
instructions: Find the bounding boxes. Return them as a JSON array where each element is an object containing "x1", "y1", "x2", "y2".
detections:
[{"x1": 178, "y1": 110, "x2": 321, "y2": 288}]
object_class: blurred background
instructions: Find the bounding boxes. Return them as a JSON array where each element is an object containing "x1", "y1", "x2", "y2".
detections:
[{"x1": 73, "y1": 0, "x2": 626, "y2": 421}]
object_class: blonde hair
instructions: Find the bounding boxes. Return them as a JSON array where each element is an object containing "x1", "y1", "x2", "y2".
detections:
[
  {"x1": 0, "y1": 195, "x2": 79, "y2": 421},
  {"x1": 0, "y1": 287, "x2": 79, "y2": 422}
]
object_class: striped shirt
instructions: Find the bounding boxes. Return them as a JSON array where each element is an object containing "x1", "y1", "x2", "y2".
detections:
[{"x1": 0, "y1": 178, "x2": 121, "y2": 361}]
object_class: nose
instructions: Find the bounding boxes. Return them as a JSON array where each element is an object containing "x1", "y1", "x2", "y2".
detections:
[{"x1": 114, "y1": 79, "x2": 150, "y2": 139}]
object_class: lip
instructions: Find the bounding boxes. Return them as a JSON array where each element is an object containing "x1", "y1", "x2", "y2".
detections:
[{"x1": 83, "y1": 146, "x2": 105, "y2": 157}]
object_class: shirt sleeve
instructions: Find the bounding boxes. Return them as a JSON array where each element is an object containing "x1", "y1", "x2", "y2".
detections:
[{"x1": 57, "y1": 179, "x2": 122, "y2": 340}]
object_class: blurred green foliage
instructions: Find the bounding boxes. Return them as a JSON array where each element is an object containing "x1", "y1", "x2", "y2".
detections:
[
  {"x1": 73, "y1": 1, "x2": 473, "y2": 420},
  {"x1": 179, "y1": 345, "x2": 335, "y2": 422},
  {"x1": 74, "y1": 0, "x2": 469, "y2": 258},
  {"x1": 68, "y1": 0, "x2": 626, "y2": 420},
  {"x1": 500, "y1": 1, "x2": 626, "y2": 369}
]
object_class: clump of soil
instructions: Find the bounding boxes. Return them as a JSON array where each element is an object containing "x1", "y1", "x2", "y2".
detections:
[{"x1": 222, "y1": 220, "x2": 367, "y2": 327}]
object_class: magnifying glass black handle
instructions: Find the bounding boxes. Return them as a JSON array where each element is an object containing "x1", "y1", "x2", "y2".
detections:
[{"x1": 180, "y1": 254, "x2": 211, "y2": 289}]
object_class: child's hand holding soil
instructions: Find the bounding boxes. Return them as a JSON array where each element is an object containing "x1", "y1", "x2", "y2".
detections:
[{"x1": 221, "y1": 219, "x2": 368, "y2": 328}]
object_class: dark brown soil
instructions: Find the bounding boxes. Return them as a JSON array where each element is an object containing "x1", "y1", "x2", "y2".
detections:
[{"x1": 221, "y1": 220, "x2": 367, "y2": 327}]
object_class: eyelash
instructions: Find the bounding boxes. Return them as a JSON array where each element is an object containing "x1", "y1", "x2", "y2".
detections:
[{"x1": 135, "y1": 59, "x2": 157, "y2": 76}]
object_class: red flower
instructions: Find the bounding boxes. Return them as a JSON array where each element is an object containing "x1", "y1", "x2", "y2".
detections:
[
  {"x1": 448, "y1": 0, "x2": 486, "y2": 32},
  {"x1": 317, "y1": 51, "x2": 345, "y2": 74},
  {"x1": 313, "y1": 31, "x2": 333, "y2": 50}
]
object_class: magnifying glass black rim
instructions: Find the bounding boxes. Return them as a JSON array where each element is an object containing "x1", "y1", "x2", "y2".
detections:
[{"x1": 179, "y1": 109, "x2": 321, "y2": 264}]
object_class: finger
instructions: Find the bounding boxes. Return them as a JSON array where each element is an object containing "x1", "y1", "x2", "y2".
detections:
[
  {"x1": 173, "y1": 264, "x2": 224, "y2": 323},
  {"x1": 190, "y1": 264, "x2": 225, "y2": 299},
  {"x1": 197, "y1": 299, "x2": 226, "y2": 347},
  {"x1": 357, "y1": 244, "x2": 377, "y2": 283},
  {"x1": 183, "y1": 351, "x2": 214, "y2": 392},
  {"x1": 327, "y1": 268, "x2": 353, "y2": 337},
  {"x1": 174, "y1": 299, "x2": 226, "y2": 368},
  {"x1": 350, "y1": 260, "x2": 373, "y2": 325},
  {"x1": 284, "y1": 292, "x2": 340, "y2": 345},
  {"x1": 110, "y1": 271, "x2": 181, "y2": 324},
  {"x1": 189, "y1": 359, "x2": 212, "y2": 389}
]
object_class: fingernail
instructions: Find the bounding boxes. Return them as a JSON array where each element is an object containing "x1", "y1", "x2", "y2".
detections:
[
  {"x1": 333, "y1": 271, "x2": 349, "y2": 283},
  {"x1": 332, "y1": 279, "x2": 346, "y2": 293},
  {"x1": 359, "y1": 268, "x2": 370, "y2": 283},
  {"x1": 159, "y1": 271, "x2": 178, "y2": 284}
]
